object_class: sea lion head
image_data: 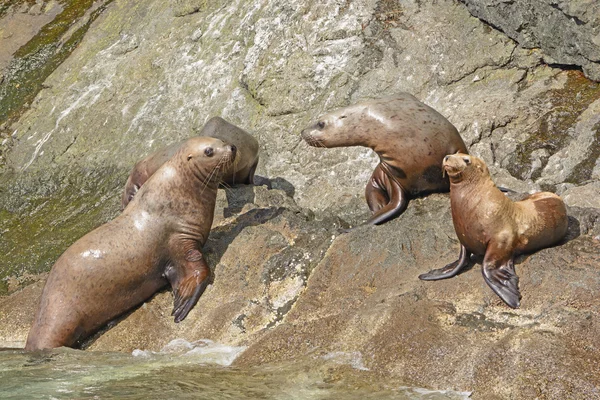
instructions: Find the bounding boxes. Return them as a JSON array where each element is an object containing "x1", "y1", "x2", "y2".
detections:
[
  {"x1": 176, "y1": 136, "x2": 237, "y2": 182},
  {"x1": 300, "y1": 104, "x2": 371, "y2": 148},
  {"x1": 442, "y1": 153, "x2": 489, "y2": 183}
]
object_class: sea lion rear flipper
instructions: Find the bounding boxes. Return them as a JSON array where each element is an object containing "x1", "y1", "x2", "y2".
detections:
[
  {"x1": 365, "y1": 166, "x2": 390, "y2": 212},
  {"x1": 419, "y1": 245, "x2": 470, "y2": 280},
  {"x1": 482, "y1": 258, "x2": 521, "y2": 308},
  {"x1": 364, "y1": 165, "x2": 407, "y2": 225},
  {"x1": 166, "y1": 251, "x2": 211, "y2": 323}
]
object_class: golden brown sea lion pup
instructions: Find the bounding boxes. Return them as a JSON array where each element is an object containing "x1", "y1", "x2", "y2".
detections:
[
  {"x1": 25, "y1": 137, "x2": 236, "y2": 350},
  {"x1": 419, "y1": 153, "x2": 568, "y2": 308},
  {"x1": 121, "y1": 116, "x2": 259, "y2": 209},
  {"x1": 301, "y1": 94, "x2": 467, "y2": 227}
]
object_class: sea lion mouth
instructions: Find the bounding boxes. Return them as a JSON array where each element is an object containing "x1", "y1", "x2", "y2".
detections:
[
  {"x1": 442, "y1": 154, "x2": 470, "y2": 177},
  {"x1": 443, "y1": 165, "x2": 463, "y2": 178},
  {"x1": 442, "y1": 157, "x2": 467, "y2": 179},
  {"x1": 300, "y1": 130, "x2": 325, "y2": 148}
]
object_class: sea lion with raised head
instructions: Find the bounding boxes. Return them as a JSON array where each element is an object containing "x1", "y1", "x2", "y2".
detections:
[
  {"x1": 419, "y1": 153, "x2": 568, "y2": 308},
  {"x1": 301, "y1": 94, "x2": 467, "y2": 226},
  {"x1": 122, "y1": 116, "x2": 258, "y2": 209},
  {"x1": 25, "y1": 137, "x2": 236, "y2": 350}
]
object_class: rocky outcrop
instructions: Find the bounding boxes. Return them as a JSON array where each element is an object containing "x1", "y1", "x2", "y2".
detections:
[
  {"x1": 1, "y1": 0, "x2": 600, "y2": 398},
  {"x1": 1, "y1": 0, "x2": 599, "y2": 287},
  {"x1": 461, "y1": 0, "x2": 600, "y2": 81},
  {"x1": 2, "y1": 189, "x2": 599, "y2": 399}
]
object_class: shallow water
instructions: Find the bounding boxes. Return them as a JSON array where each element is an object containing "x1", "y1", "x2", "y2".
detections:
[{"x1": 0, "y1": 339, "x2": 471, "y2": 400}]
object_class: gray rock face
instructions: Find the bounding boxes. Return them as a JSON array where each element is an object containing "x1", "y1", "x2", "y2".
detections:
[
  {"x1": 461, "y1": 0, "x2": 600, "y2": 81},
  {"x1": 1, "y1": 0, "x2": 598, "y2": 284},
  {"x1": 0, "y1": 0, "x2": 599, "y2": 398}
]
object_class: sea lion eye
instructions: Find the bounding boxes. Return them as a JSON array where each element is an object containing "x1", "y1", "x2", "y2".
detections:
[
  {"x1": 339, "y1": 115, "x2": 347, "y2": 119},
  {"x1": 463, "y1": 157, "x2": 471, "y2": 165},
  {"x1": 204, "y1": 147, "x2": 214, "y2": 157},
  {"x1": 317, "y1": 121, "x2": 325, "y2": 129},
  {"x1": 187, "y1": 154, "x2": 192, "y2": 161}
]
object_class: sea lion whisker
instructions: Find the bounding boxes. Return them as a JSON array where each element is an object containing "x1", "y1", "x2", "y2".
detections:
[
  {"x1": 219, "y1": 181, "x2": 235, "y2": 196},
  {"x1": 199, "y1": 164, "x2": 221, "y2": 195},
  {"x1": 200, "y1": 155, "x2": 232, "y2": 195},
  {"x1": 199, "y1": 166, "x2": 215, "y2": 189},
  {"x1": 199, "y1": 161, "x2": 223, "y2": 194},
  {"x1": 304, "y1": 136, "x2": 325, "y2": 148}
]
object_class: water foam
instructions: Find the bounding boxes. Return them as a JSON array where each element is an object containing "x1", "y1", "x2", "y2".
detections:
[{"x1": 132, "y1": 338, "x2": 246, "y2": 366}]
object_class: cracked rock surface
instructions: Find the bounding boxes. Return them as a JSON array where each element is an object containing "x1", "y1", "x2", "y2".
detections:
[
  {"x1": 0, "y1": 0, "x2": 599, "y2": 398},
  {"x1": 461, "y1": 0, "x2": 600, "y2": 82}
]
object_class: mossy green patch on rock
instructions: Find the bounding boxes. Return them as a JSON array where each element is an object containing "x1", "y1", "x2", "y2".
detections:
[
  {"x1": 0, "y1": 0, "x2": 34, "y2": 19},
  {"x1": 0, "y1": 166, "x2": 124, "y2": 294},
  {"x1": 0, "y1": 0, "x2": 113, "y2": 161},
  {"x1": 507, "y1": 71, "x2": 600, "y2": 182}
]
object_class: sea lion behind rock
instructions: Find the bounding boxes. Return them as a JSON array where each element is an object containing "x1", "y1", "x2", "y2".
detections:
[
  {"x1": 122, "y1": 116, "x2": 259, "y2": 209},
  {"x1": 25, "y1": 137, "x2": 236, "y2": 350},
  {"x1": 301, "y1": 94, "x2": 467, "y2": 227},
  {"x1": 419, "y1": 153, "x2": 568, "y2": 308}
]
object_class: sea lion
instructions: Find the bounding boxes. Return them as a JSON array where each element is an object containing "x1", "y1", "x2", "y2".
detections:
[
  {"x1": 419, "y1": 153, "x2": 568, "y2": 308},
  {"x1": 301, "y1": 94, "x2": 467, "y2": 226},
  {"x1": 121, "y1": 116, "x2": 259, "y2": 209},
  {"x1": 25, "y1": 137, "x2": 236, "y2": 350}
]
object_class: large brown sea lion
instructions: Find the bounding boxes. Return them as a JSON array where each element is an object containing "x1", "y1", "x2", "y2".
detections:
[
  {"x1": 121, "y1": 116, "x2": 259, "y2": 209},
  {"x1": 301, "y1": 94, "x2": 467, "y2": 226},
  {"x1": 419, "y1": 153, "x2": 568, "y2": 308},
  {"x1": 25, "y1": 137, "x2": 236, "y2": 350}
]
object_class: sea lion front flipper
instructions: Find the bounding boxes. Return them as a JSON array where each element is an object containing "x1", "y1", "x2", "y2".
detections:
[
  {"x1": 365, "y1": 164, "x2": 407, "y2": 225},
  {"x1": 482, "y1": 258, "x2": 521, "y2": 309},
  {"x1": 246, "y1": 158, "x2": 259, "y2": 185},
  {"x1": 166, "y1": 250, "x2": 211, "y2": 323},
  {"x1": 419, "y1": 245, "x2": 470, "y2": 280}
]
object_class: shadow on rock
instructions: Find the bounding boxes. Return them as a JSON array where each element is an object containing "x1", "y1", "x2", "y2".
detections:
[
  {"x1": 564, "y1": 215, "x2": 581, "y2": 243},
  {"x1": 222, "y1": 177, "x2": 295, "y2": 217},
  {"x1": 566, "y1": 206, "x2": 600, "y2": 239},
  {"x1": 268, "y1": 177, "x2": 295, "y2": 199},
  {"x1": 207, "y1": 206, "x2": 286, "y2": 268}
]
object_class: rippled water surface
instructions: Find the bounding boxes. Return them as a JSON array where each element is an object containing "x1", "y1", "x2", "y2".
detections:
[{"x1": 0, "y1": 341, "x2": 471, "y2": 400}]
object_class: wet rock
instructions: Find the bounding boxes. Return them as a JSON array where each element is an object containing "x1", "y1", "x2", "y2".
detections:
[{"x1": 0, "y1": 1, "x2": 63, "y2": 72}]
